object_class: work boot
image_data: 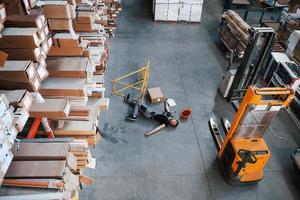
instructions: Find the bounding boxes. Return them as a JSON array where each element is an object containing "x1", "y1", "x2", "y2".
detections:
[
  {"x1": 124, "y1": 94, "x2": 130, "y2": 103},
  {"x1": 126, "y1": 114, "x2": 136, "y2": 121}
]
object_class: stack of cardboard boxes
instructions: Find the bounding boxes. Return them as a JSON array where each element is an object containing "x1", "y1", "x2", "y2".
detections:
[
  {"x1": 0, "y1": 0, "x2": 121, "y2": 198},
  {"x1": 0, "y1": 90, "x2": 31, "y2": 185}
]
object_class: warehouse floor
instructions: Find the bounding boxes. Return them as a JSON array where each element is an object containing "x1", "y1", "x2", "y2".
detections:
[{"x1": 80, "y1": 0, "x2": 300, "y2": 199}]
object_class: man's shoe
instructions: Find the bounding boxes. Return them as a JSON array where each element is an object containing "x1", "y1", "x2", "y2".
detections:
[
  {"x1": 124, "y1": 94, "x2": 130, "y2": 103},
  {"x1": 126, "y1": 115, "x2": 136, "y2": 121}
]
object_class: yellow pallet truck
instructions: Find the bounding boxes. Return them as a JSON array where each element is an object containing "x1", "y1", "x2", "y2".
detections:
[{"x1": 209, "y1": 86, "x2": 294, "y2": 184}]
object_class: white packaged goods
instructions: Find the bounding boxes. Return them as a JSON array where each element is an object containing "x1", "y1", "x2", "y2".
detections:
[
  {"x1": 286, "y1": 30, "x2": 300, "y2": 56},
  {"x1": 153, "y1": 0, "x2": 203, "y2": 22}
]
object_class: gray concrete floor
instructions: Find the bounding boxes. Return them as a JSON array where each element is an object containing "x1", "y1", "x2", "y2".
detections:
[{"x1": 80, "y1": 0, "x2": 300, "y2": 199}]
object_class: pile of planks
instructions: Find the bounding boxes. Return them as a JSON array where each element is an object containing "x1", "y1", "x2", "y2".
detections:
[
  {"x1": 2, "y1": 140, "x2": 94, "y2": 199},
  {"x1": 0, "y1": 0, "x2": 121, "y2": 199}
]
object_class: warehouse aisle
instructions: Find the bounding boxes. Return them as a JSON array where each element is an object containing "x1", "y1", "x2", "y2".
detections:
[{"x1": 81, "y1": 0, "x2": 300, "y2": 199}]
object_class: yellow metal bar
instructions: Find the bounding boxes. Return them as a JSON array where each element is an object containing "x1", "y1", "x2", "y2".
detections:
[
  {"x1": 113, "y1": 67, "x2": 147, "y2": 81},
  {"x1": 111, "y1": 61, "x2": 151, "y2": 100}
]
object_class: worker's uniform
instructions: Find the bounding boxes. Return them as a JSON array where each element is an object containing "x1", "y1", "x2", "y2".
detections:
[{"x1": 125, "y1": 97, "x2": 173, "y2": 126}]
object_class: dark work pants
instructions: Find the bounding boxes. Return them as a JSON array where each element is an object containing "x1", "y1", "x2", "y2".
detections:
[{"x1": 126, "y1": 98, "x2": 154, "y2": 119}]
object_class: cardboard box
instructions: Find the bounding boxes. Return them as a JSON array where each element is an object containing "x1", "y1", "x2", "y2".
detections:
[
  {"x1": 147, "y1": 87, "x2": 165, "y2": 104},
  {"x1": 0, "y1": 51, "x2": 8, "y2": 67},
  {"x1": 4, "y1": 0, "x2": 26, "y2": 16},
  {"x1": 48, "y1": 46, "x2": 84, "y2": 56},
  {"x1": 29, "y1": 98, "x2": 71, "y2": 118},
  {"x1": 0, "y1": 74, "x2": 40, "y2": 92},
  {"x1": 39, "y1": 77, "x2": 86, "y2": 97},
  {"x1": 4, "y1": 15, "x2": 46, "y2": 29},
  {"x1": 36, "y1": 63, "x2": 49, "y2": 81},
  {"x1": 77, "y1": 12, "x2": 94, "y2": 24},
  {"x1": 5, "y1": 160, "x2": 67, "y2": 179},
  {"x1": 12, "y1": 143, "x2": 70, "y2": 160},
  {"x1": 0, "y1": 28, "x2": 40, "y2": 49},
  {"x1": 72, "y1": 20, "x2": 93, "y2": 32},
  {"x1": 42, "y1": 3, "x2": 71, "y2": 19},
  {"x1": 53, "y1": 33, "x2": 80, "y2": 48},
  {"x1": 0, "y1": 90, "x2": 33, "y2": 109},
  {"x1": 0, "y1": 61, "x2": 36, "y2": 83},
  {"x1": 48, "y1": 19, "x2": 73, "y2": 31},
  {"x1": 0, "y1": 47, "x2": 42, "y2": 62},
  {"x1": 13, "y1": 108, "x2": 30, "y2": 132},
  {"x1": 47, "y1": 57, "x2": 88, "y2": 78}
]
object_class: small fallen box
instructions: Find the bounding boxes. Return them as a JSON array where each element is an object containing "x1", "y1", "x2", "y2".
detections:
[{"x1": 147, "y1": 87, "x2": 165, "y2": 104}]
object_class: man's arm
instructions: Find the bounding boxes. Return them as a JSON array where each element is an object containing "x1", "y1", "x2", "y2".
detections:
[{"x1": 144, "y1": 124, "x2": 166, "y2": 137}]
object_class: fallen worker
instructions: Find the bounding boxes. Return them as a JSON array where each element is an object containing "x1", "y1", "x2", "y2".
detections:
[{"x1": 124, "y1": 94, "x2": 179, "y2": 137}]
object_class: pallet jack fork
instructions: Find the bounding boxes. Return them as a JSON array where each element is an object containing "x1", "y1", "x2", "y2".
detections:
[{"x1": 209, "y1": 86, "x2": 294, "y2": 185}]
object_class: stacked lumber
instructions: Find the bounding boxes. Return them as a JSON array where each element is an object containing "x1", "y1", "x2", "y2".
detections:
[
  {"x1": 0, "y1": 93, "x2": 30, "y2": 184},
  {"x1": 0, "y1": 0, "x2": 121, "y2": 198}
]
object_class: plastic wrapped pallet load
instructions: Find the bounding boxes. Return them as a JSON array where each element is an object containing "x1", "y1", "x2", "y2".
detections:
[{"x1": 153, "y1": 0, "x2": 203, "y2": 22}]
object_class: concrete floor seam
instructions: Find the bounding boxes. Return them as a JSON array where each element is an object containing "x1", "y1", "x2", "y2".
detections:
[{"x1": 172, "y1": 52, "x2": 215, "y2": 200}]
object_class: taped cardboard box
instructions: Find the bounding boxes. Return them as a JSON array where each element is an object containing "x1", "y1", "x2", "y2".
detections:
[
  {"x1": 29, "y1": 98, "x2": 71, "y2": 118},
  {"x1": 0, "y1": 47, "x2": 42, "y2": 62},
  {"x1": 147, "y1": 87, "x2": 165, "y2": 104},
  {"x1": 0, "y1": 28, "x2": 40, "y2": 49},
  {"x1": 0, "y1": 90, "x2": 33, "y2": 109},
  {"x1": 39, "y1": 77, "x2": 86, "y2": 97},
  {"x1": 0, "y1": 61, "x2": 36, "y2": 83},
  {"x1": 47, "y1": 57, "x2": 88, "y2": 78},
  {"x1": 4, "y1": 15, "x2": 46, "y2": 30}
]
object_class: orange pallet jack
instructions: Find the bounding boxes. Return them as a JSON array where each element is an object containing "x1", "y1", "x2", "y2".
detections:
[{"x1": 209, "y1": 86, "x2": 294, "y2": 185}]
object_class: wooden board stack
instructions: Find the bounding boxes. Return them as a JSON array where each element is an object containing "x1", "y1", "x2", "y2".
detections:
[
  {"x1": 0, "y1": 0, "x2": 121, "y2": 199},
  {"x1": 0, "y1": 91, "x2": 31, "y2": 185}
]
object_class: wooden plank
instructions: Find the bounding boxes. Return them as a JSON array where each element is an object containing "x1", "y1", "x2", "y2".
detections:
[
  {"x1": 29, "y1": 98, "x2": 70, "y2": 118},
  {"x1": 5, "y1": 160, "x2": 67, "y2": 179},
  {"x1": 0, "y1": 192, "x2": 64, "y2": 200},
  {"x1": 46, "y1": 57, "x2": 88, "y2": 78},
  {"x1": 12, "y1": 143, "x2": 70, "y2": 160},
  {"x1": 53, "y1": 120, "x2": 96, "y2": 136},
  {"x1": 2, "y1": 179, "x2": 64, "y2": 189},
  {"x1": 39, "y1": 77, "x2": 86, "y2": 97}
]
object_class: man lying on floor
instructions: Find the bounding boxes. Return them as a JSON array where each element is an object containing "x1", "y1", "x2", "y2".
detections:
[{"x1": 124, "y1": 94, "x2": 179, "y2": 137}]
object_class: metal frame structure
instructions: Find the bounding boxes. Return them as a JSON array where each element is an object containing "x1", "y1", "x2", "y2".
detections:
[
  {"x1": 112, "y1": 61, "x2": 150, "y2": 101},
  {"x1": 227, "y1": 27, "x2": 277, "y2": 102},
  {"x1": 210, "y1": 86, "x2": 294, "y2": 184}
]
